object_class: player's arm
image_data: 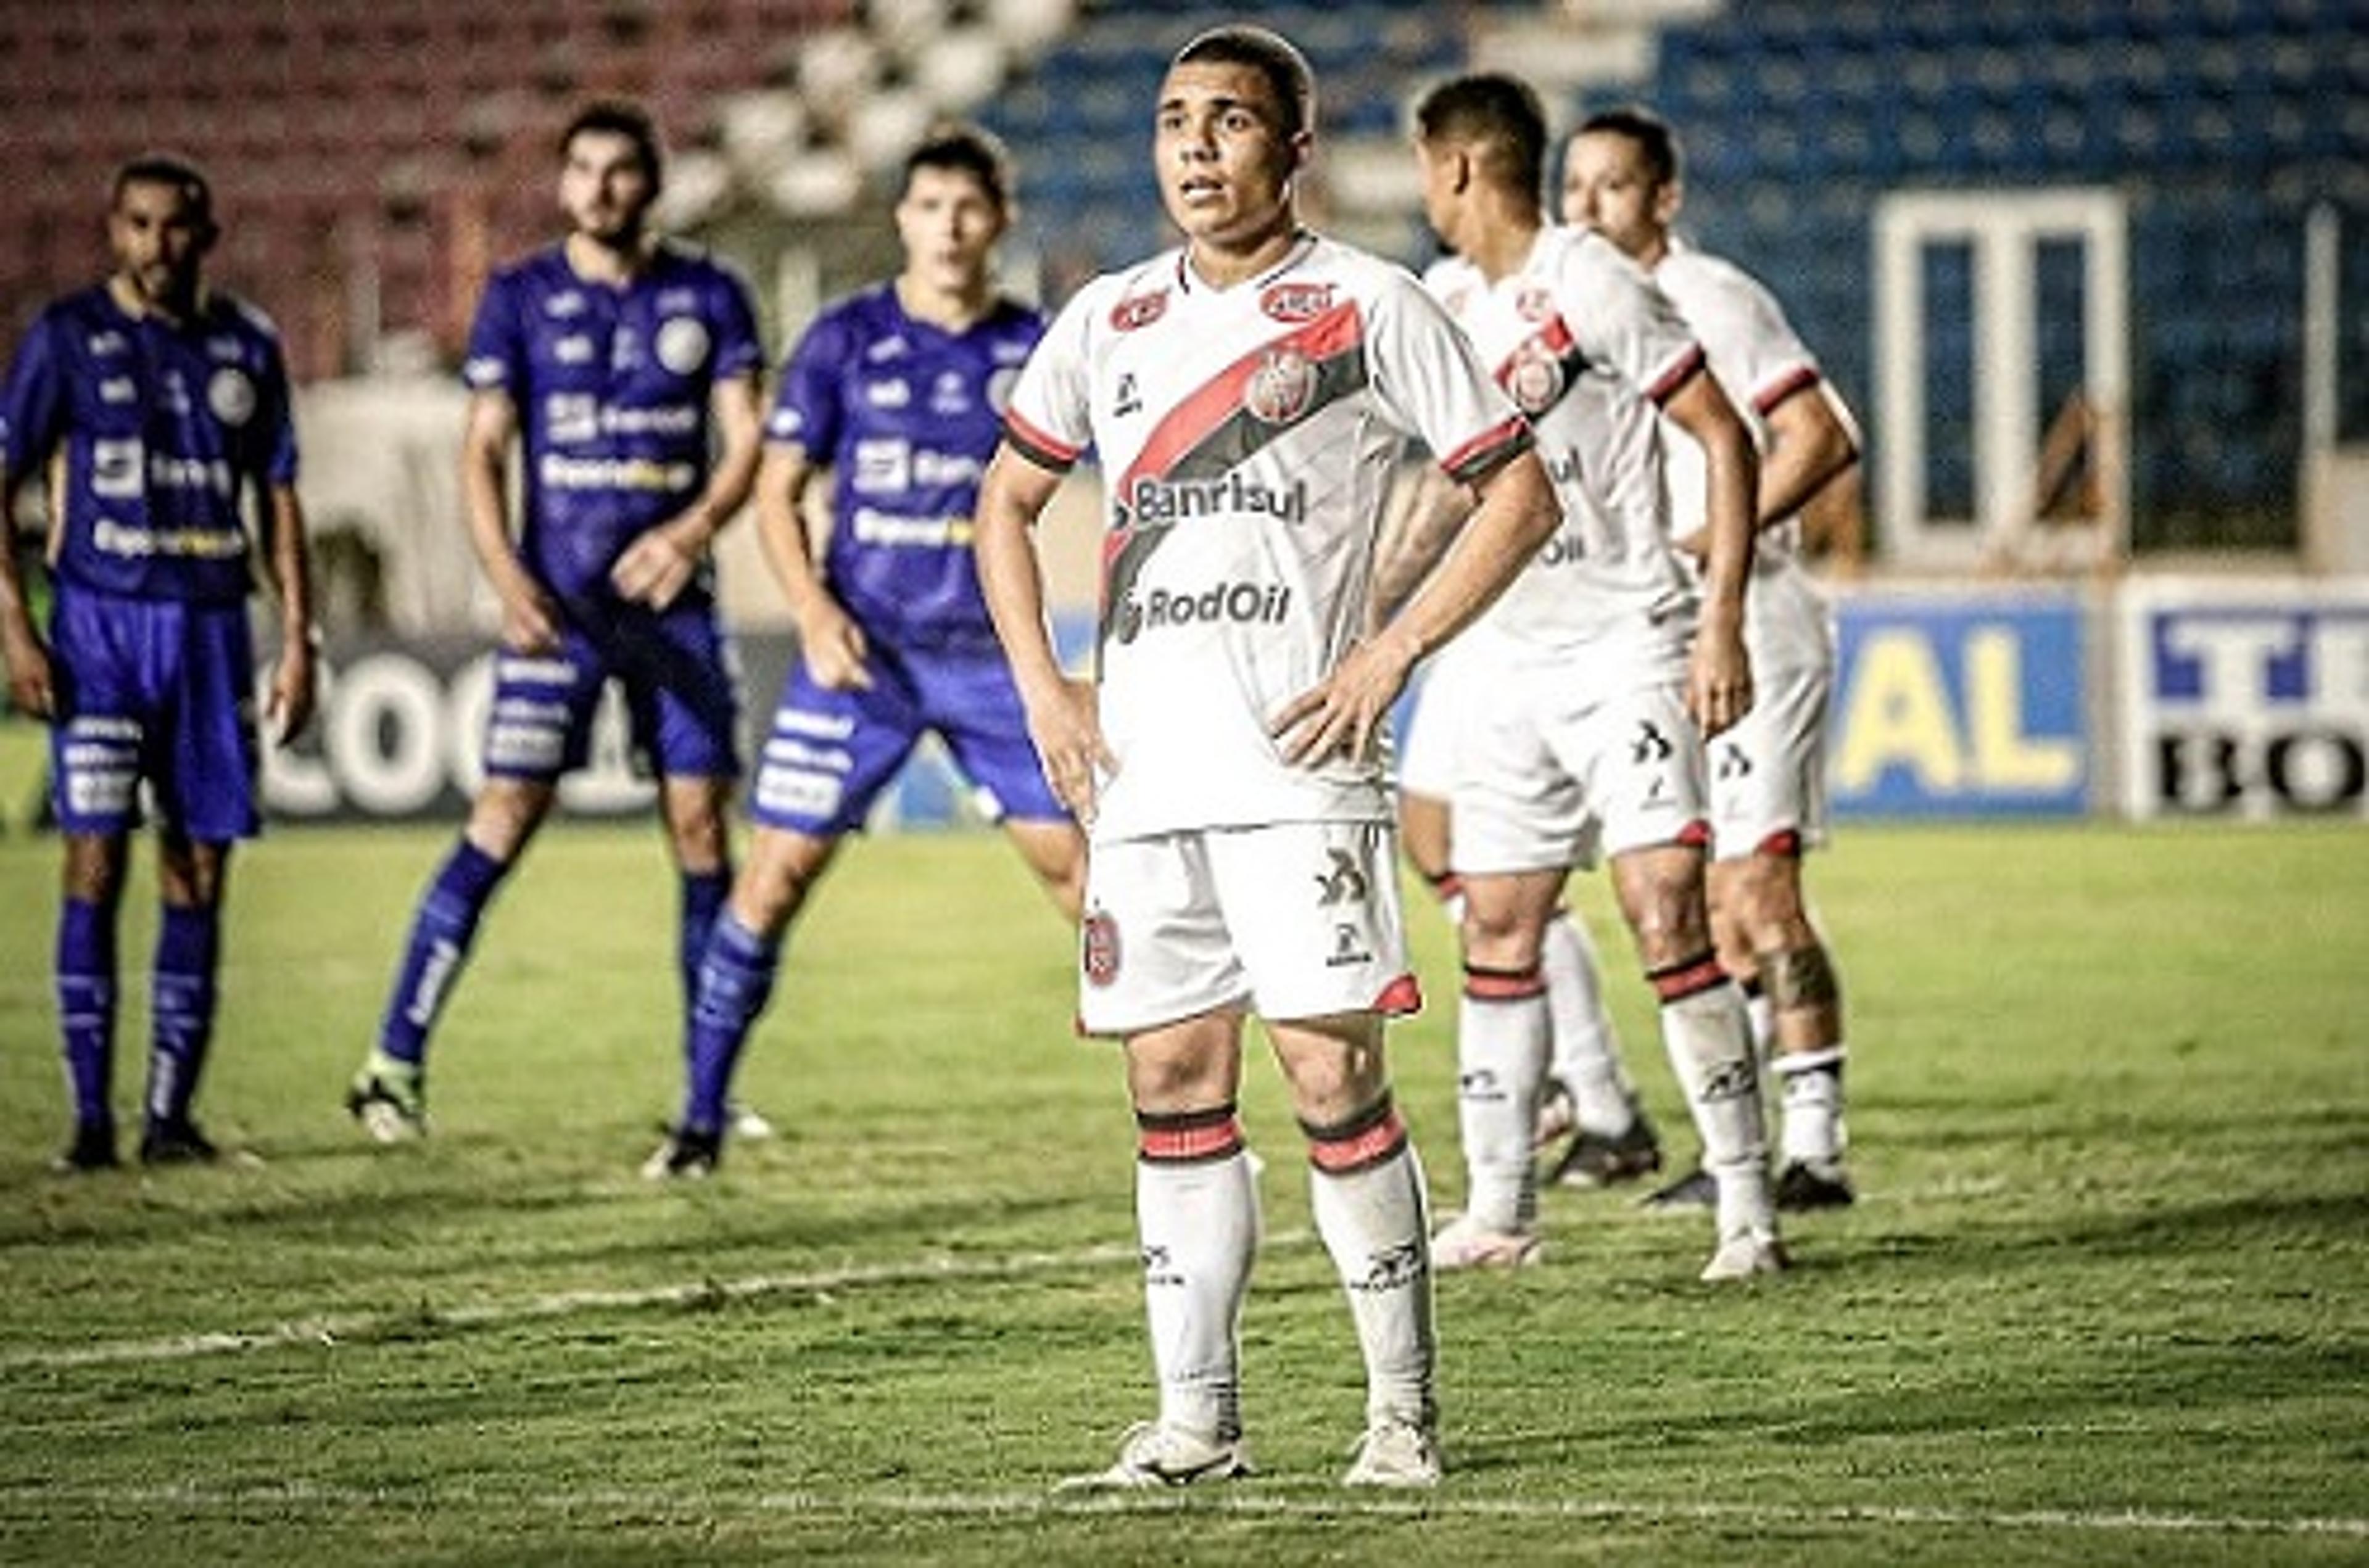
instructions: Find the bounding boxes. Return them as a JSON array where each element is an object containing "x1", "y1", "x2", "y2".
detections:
[
  {"x1": 259, "y1": 482, "x2": 317, "y2": 743},
  {"x1": 1276, "y1": 447, "x2": 1558, "y2": 767},
  {"x1": 975, "y1": 444, "x2": 1109, "y2": 823},
  {"x1": 1366, "y1": 461, "x2": 1474, "y2": 634},
  {"x1": 458, "y1": 389, "x2": 559, "y2": 654},
  {"x1": 1660, "y1": 366, "x2": 1757, "y2": 737},
  {"x1": 753, "y1": 439, "x2": 870, "y2": 691},
  {"x1": 612, "y1": 371, "x2": 764, "y2": 611},
  {"x1": 1756, "y1": 379, "x2": 1859, "y2": 530},
  {"x1": 0, "y1": 462, "x2": 56, "y2": 719}
]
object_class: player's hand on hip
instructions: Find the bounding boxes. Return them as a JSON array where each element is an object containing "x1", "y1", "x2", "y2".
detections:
[
  {"x1": 795, "y1": 598, "x2": 874, "y2": 691},
  {"x1": 1271, "y1": 629, "x2": 1418, "y2": 768},
  {"x1": 1027, "y1": 677, "x2": 1112, "y2": 827},
  {"x1": 1, "y1": 629, "x2": 57, "y2": 720},
  {"x1": 610, "y1": 527, "x2": 697, "y2": 611},
  {"x1": 1687, "y1": 632, "x2": 1753, "y2": 738}
]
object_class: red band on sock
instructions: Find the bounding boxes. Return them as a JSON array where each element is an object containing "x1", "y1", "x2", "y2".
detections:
[
  {"x1": 1650, "y1": 953, "x2": 1728, "y2": 1003},
  {"x1": 1463, "y1": 965, "x2": 1546, "y2": 1002},
  {"x1": 1307, "y1": 1107, "x2": 1407, "y2": 1175},
  {"x1": 1138, "y1": 1113, "x2": 1245, "y2": 1165}
]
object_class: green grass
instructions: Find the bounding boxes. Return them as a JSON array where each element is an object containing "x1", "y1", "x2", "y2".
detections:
[{"x1": 1, "y1": 819, "x2": 2365, "y2": 1565}]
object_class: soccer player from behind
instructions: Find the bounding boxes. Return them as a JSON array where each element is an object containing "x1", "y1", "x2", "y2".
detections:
[
  {"x1": 1563, "y1": 106, "x2": 1862, "y2": 1210},
  {"x1": 1394, "y1": 73, "x2": 1785, "y2": 1279},
  {"x1": 975, "y1": 27, "x2": 1559, "y2": 1489},
  {"x1": 0, "y1": 156, "x2": 316, "y2": 1169},
  {"x1": 642, "y1": 124, "x2": 1086, "y2": 1178},
  {"x1": 348, "y1": 101, "x2": 765, "y2": 1142}
]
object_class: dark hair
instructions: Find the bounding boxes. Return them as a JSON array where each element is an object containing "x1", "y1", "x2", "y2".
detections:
[
  {"x1": 904, "y1": 122, "x2": 1015, "y2": 212},
  {"x1": 1573, "y1": 104, "x2": 1683, "y2": 188},
  {"x1": 1415, "y1": 73, "x2": 1548, "y2": 200},
  {"x1": 560, "y1": 98, "x2": 666, "y2": 192},
  {"x1": 112, "y1": 154, "x2": 216, "y2": 236},
  {"x1": 1172, "y1": 25, "x2": 1315, "y2": 141}
]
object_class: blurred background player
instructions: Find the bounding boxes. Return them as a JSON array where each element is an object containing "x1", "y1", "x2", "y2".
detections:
[
  {"x1": 1395, "y1": 73, "x2": 1784, "y2": 1279},
  {"x1": 1381, "y1": 455, "x2": 1664, "y2": 1197},
  {"x1": 0, "y1": 155, "x2": 316, "y2": 1169},
  {"x1": 976, "y1": 27, "x2": 1558, "y2": 1490},
  {"x1": 643, "y1": 124, "x2": 1086, "y2": 1178},
  {"x1": 1564, "y1": 106, "x2": 1862, "y2": 1212},
  {"x1": 349, "y1": 101, "x2": 766, "y2": 1142}
]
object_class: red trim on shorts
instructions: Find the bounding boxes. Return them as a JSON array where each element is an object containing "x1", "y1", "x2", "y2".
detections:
[
  {"x1": 1649, "y1": 952, "x2": 1729, "y2": 1004},
  {"x1": 1675, "y1": 818, "x2": 1713, "y2": 849},
  {"x1": 1375, "y1": 973, "x2": 1424, "y2": 1017},
  {"x1": 1428, "y1": 872, "x2": 1465, "y2": 904},
  {"x1": 1756, "y1": 828, "x2": 1805, "y2": 859},
  {"x1": 1463, "y1": 965, "x2": 1547, "y2": 1002},
  {"x1": 1307, "y1": 1106, "x2": 1408, "y2": 1175}
]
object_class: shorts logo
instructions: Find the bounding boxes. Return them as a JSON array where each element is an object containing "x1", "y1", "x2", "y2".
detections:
[
  {"x1": 207, "y1": 367, "x2": 256, "y2": 427},
  {"x1": 655, "y1": 317, "x2": 711, "y2": 374},
  {"x1": 1110, "y1": 291, "x2": 1168, "y2": 332},
  {"x1": 1326, "y1": 921, "x2": 1374, "y2": 969},
  {"x1": 1244, "y1": 348, "x2": 1317, "y2": 426},
  {"x1": 1259, "y1": 281, "x2": 1333, "y2": 323},
  {"x1": 1504, "y1": 342, "x2": 1566, "y2": 416},
  {"x1": 1083, "y1": 910, "x2": 1122, "y2": 987},
  {"x1": 1717, "y1": 741, "x2": 1751, "y2": 781},
  {"x1": 1313, "y1": 847, "x2": 1368, "y2": 907},
  {"x1": 1631, "y1": 720, "x2": 1673, "y2": 764}
]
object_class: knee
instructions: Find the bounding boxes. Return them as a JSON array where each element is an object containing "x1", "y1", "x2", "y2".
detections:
[
  {"x1": 1622, "y1": 875, "x2": 1707, "y2": 962},
  {"x1": 466, "y1": 780, "x2": 552, "y2": 861},
  {"x1": 1719, "y1": 856, "x2": 1810, "y2": 951},
  {"x1": 1458, "y1": 900, "x2": 1541, "y2": 971}
]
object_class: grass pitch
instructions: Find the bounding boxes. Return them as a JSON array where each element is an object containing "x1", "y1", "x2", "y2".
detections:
[{"x1": 1, "y1": 818, "x2": 2364, "y2": 1564}]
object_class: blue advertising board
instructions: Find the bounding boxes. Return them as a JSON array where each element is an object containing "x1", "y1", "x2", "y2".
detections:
[{"x1": 1829, "y1": 590, "x2": 2090, "y2": 818}]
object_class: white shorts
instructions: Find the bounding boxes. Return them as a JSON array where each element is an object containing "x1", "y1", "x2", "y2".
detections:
[
  {"x1": 1450, "y1": 667, "x2": 1710, "y2": 877},
  {"x1": 1708, "y1": 661, "x2": 1831, "y2": 859},
  {"x1": 1395, "y1": 641, "x2": 1489, "y2": 802},
  {"x1": 1079, "y1": 820, "x2": 1418, "y2": 1036}
]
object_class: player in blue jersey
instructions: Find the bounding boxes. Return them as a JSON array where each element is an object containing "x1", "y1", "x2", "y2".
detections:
[
  {"x1": 0, "y1": 155, "x2": 317, "y2": 1171},
  {"x1": 347, "y1": 101, "x2": 766, "y2": 1142},
  {"x1": 643, "y1": 124, "x2": 1085, "y2": 1177}
]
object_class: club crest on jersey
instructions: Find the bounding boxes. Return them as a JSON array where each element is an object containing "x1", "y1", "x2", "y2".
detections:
[
  {"x1": 1504, "y1": 341, "x2": 1566, "y2": 416},
  {"x1": 1246, "y1": 347, "x2": 1317, "y2": 426},
  {"x1": 207, "y1": 368, "x2": 257, "y2": 427},
  {"x1": 1082, "y1": 912, "x2": 1122, "y2": 986},
  {"x1": 1110, "y1": 290, "x2": 1168, "y2": 332},
  {"x1": 1259, "y1": 281, "x2": 1333, "y2": 323},
  {"x1": 655, "y1": 317, "x2": 710, "y2": 374}
]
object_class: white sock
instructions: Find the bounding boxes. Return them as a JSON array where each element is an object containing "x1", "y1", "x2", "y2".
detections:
[
  {"x1": 1457, "y1": 969, "x2": 1548, "y2": 1232},
  {"x1": 1307, "y1": 1103, "x2": 1436, "y2": 1432},
  {"x1": 1655, "y1": 958, "x2": 1775, "y2": 1241},
  {"x1": 1539, "y1": 908, "x2": 1637, "y2": 1136},
  {"x1": 1776, "y1": 1046, "x2": 1848, "y2": 1167},
  {"x1": 1135, "y1": 1120, "x2": 1257, "y2": 1443}
]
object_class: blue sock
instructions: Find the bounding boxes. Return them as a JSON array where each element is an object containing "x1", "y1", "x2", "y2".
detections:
[
  {"x1": 678, "y1": 865, "x2": 732, "y2": 1020},
  {"x1": 147, "y1": 904, "x2": 222, "y2": 1128},
  {"x1": 57, "y1": 897, "x2": 118, "y2": 1131},
  {"x1": 682, "y1": 911, "x2": 781, "y2": 1136},
  {"x1": 378, "y1": 841, "x2": 510, "y2": 1068}
]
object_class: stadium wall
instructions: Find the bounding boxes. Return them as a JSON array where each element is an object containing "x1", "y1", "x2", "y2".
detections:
[{"x1": 237, "y1": 579, "x2": 2369, "y2": 828}]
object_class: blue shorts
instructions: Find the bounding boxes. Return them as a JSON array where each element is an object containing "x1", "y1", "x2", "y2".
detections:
[
  {"x1": 48, "y1": 585, "x2": 260, "y2": 841},
  {"x1": 750, "y1": 639, "x2": 1066, "y2": 836},
  {"x1": 482, "y1": 597, "x2": 740, "y2": 782}
]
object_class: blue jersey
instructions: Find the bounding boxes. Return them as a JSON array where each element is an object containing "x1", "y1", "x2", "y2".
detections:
[
  {"x1": 766, "y1": 284, "x2": 1042, "y2": 653},
  {"x1": 0, "y1": 285, "x2": 297, "y2": 605},
  {"x1": 463, "y1": 241, "x2": 764, "y2": 608}
]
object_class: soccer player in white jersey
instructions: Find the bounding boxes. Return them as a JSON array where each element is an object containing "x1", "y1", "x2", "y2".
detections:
[
  {"x1": 1564, "y1": 106, "x2": 1862, "y2": 1211},
  {"x1": 974, "y1": 27, "x2": 1558, "y2": 1490},
  {"x1": 1393, "y1": 73, "x2": 1785, "y2": 1281}
]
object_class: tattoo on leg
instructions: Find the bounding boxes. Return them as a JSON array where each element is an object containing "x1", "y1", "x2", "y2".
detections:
[{"x1": 1760, "y1": 944, "x2": 1840, "y2": 1012}]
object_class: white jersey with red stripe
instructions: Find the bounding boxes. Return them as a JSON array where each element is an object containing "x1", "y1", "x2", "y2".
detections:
[
  {"x1": 1653, "y1": 241, "x2": 1837, "y2": 676},
  {"x1": 1424, "y1": 226, "x2": 1703, "y2": 675},
  {"x1": 1004, "y1": 231, "x2": 1531, "y2": 844}
]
